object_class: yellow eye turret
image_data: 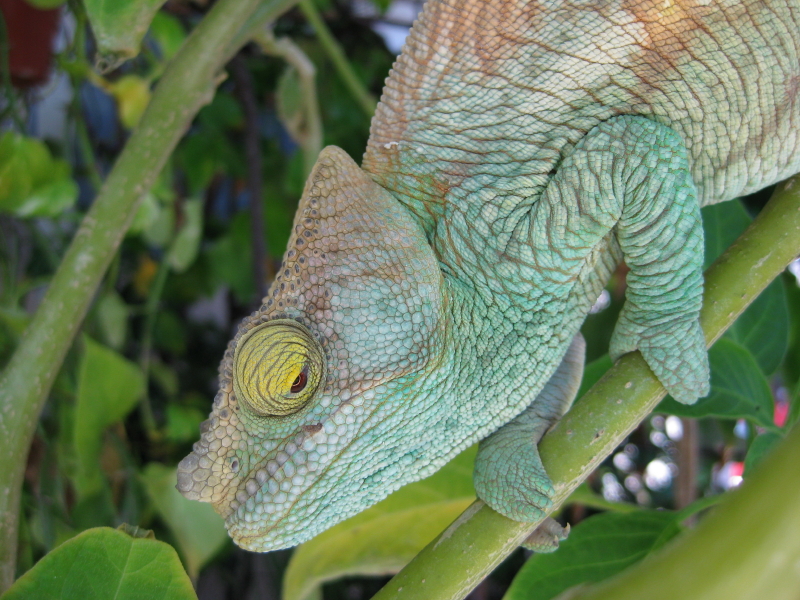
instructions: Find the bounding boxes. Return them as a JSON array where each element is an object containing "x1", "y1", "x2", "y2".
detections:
[{"x1": 233, "y1": 320, "x2": 325, "y2": 416}]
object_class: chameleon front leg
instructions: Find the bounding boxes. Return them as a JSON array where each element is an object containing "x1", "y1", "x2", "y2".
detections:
[
  {"x1": 530, "y1": 115, "x2": 709, "y2": 405},
  {"x1": 474, "y1": 333, "x2": 585, "y2": 551},
  {"x1": 474, "y1": 116, "x2": 709, "y2": 544}
]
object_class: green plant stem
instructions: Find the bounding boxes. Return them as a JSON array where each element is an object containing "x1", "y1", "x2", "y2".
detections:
[
  {"x1": 230, "y1": 55, "x2": 269, "y2": 302},
  {"x1": 138, "y1": 255, "x2": 171, "y2": 439},
  {"x1": 0, "y1": 0, "x2": 295, "y2": 591},
  {"x1": 371, "y1": 176, "x2": 800, "y2": 600},
  {"x1": 252, "y1": 29, "x2": 323, "y2": 177},
  {"x1": 560, "y1": 422, "x2": 800, "y2": 600},
  {"x1": 298, "y1": 0, "x2": 377, "y2": 118}
]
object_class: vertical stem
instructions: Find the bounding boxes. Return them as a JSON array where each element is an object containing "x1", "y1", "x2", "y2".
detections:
[
  {"x1": 252, "y1": 29, "x2": 323, "y2": 177},
  {"x1": 298, "y1": 0, "x2": 377, "y2": 118},
  {"x1": 230, "y1": 54, "x2": 269, "y2": 302},
  {"x1": 675, "y1": 418, "x2": 699, "y2": 511},
  {"x1": 0, "y1": 0, "x2": 285, "y2": 589},
  {"x1": 138, "y1": 255, "x2": 171, "y2": 438}
]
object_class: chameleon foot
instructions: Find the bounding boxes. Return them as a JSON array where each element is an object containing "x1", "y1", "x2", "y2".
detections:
[
  {"x1": 610, "y1": 313, "x2": 709, "y2": 404},
  {"x1": 474, "y1": 334, "x2": 585, "y2": 523},
  {"x1": 522, "y1": 518, "x2": 570, "y2": 553}
]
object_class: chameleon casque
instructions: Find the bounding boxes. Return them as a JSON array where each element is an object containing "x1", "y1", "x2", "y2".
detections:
[{"x1": 178, "y1": 0, "x2": 800, "y2": 551}]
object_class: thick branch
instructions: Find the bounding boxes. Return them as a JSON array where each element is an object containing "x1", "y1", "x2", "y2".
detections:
[
  {"x1": 0, "y1": 0, "x2": 299, "y2": 590},
  {"x1": 371, "y1": 176, "x2": 800, "y2": 600}
]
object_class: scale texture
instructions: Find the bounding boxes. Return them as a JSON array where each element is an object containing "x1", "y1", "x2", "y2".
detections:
[{"x1": 178, "y1": 0, "x2": 800, "y2": 551}]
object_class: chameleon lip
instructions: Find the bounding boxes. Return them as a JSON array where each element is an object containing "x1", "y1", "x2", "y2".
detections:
[{"x1": 207, "y1": 389, "x2": 373, "y2": 549}]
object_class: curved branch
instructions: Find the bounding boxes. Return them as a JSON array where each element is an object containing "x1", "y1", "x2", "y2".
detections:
[
  {"x1": 371, "y1": 176, "x2": 800, "y2": 600},
  {"x1": 0, "y1": 0, "x2": 299, "y2": 591}
]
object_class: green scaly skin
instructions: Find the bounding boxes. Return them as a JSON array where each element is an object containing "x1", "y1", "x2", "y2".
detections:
[{"x1": 178, "y1": 0, "x2": 800, "y2": 552}]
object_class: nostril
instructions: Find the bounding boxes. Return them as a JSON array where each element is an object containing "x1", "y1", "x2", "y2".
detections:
[{"x1": 230, "y1": 459, "x2": 239, "y2": 472}]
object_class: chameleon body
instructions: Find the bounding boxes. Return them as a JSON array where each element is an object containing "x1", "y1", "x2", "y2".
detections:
[{"x1": 178, "y1": 0, "x2": 800, "y2": 551}]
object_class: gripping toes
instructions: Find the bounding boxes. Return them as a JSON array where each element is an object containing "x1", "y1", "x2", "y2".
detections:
[
  {"x1": 474, "y1": 334, "x2": 585, "y2": 524},
  {"x1": 611, "y1": 312, "x2": 709, "y2": 404}
]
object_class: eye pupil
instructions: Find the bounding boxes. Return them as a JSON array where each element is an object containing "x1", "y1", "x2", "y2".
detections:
[{"x1": 290, "y1": 369, "x2": 308, "y2": 393}]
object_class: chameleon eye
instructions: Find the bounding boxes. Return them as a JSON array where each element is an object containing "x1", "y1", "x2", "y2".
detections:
[
  {"x1": 290, "y1": 368, "x2": 308, "y2": 393},
  {"x1": 233, "y1": 320, "x2": 324, "y2": 416}
]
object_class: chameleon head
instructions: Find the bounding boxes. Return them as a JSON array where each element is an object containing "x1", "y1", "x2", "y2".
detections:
[{"x1": 176, "y1": 146, "x2": 447, "y2": 551}]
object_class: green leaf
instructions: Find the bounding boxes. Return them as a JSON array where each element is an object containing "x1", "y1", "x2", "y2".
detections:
[
  {"x1": 744, "y1": 432, "x2": 784, "y2": 475},
  {"x1": 725, "y1": 278, "x2": 789, "y2": 375},
  {"x1": 702, "y1": 200, "x2": 788, "y2": 373},
  {"x1": 207, "y1": 212, "x2": 254, "y2": 304},
  {"x1": 140, "y1": 463, "x2": 228, "y2": 579},
  {"x1": 277, "y1": 66, "x2": 310, "y2": 145},
  {"x1": 503, "y1": 511, "x2": 680, "y2": 600},
  {"x1": 73, "y1": 336, "x2": 145, "y2": 498},
  {"x1": 0, "y1": 132, "x2": 77, "y2": 218},
  {"x1": 13, "y1": 177, "x2": 78, "y2": 218},
  {"x1": 95, "y1": 291, "x2": 129, "y2": 350},
  {"x1": 367, "y1": 0, "x2": 392, "y2": 12},
  {"x1": 283, "y1": 446, "x2": 477, "y2": 600},
  {"x1": 165, "y1": 404, "x2": 206, "y2": 442},
  {"x1": 658, "y1": 339, "x2": 775, "y2": 428},
  {"x1": 785, "y1": 274, "x2": 800, "y2": 390},
  {"x1": 148, "y1": 12, "x2": 186, "y2": 62},
  {"x1": 701, "y1": 200, "x2": 752, "y2": 269},
  {"x1": 2, "y1": 526, "x2": 197, "y2": 600},
  {"x1": 84, "y1": 0, "x2": 170, "y2": 71},
  {"x1": 166, "y1": 198, "x2": 203, "y2": 273},
  {"x1": 106, "y1": 75, "x2": 152, "y2": 129},
  {"x1": 789, "y1": 382, "x2": 800, "y2": 430}
]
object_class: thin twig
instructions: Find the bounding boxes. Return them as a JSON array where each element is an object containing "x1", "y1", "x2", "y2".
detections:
[
  {"x1": 230, "y1": 54, "x2": 268, "y2": 302},
  {"x1": 298, "y1": 0, "x2": 377, "y2": 118},
  {"x1": 252, "y1": 28, "x2": 323, "y2": 177},
  {"x1": 0, "y1": 0, "x2": 299, "y2": 590}
]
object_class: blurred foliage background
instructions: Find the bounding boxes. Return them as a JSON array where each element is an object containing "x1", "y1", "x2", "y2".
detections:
[{"x1": 0, "y1": 0, "x2": 798, "y2": 599}]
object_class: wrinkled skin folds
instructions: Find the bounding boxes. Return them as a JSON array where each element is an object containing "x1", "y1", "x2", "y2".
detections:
[{"x1": 179, "y1": 0, "x2": 800, "y2": 551}]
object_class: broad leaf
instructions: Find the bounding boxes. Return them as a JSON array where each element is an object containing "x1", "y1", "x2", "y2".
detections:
[
  {"x1": 658, "y1": 338, "x2": 774, "y2": 428},
  {"x1": 105, "y1": 75, "x2": 152, "y2": 129},
  {"x1": 166, "y1": 198, "x2": 203, "y2": 273},
  {"x1": 13, "y1": 176, "x2": 78, "y2": 218},
  {"x1": 503, "y1": 511, "x2": 680, "y2": 600},
  {"x1": 744, "y1": 432, "x2": 784, "y2": 475},
  {"x1": 283, "y1": 446, "x2": 477, "y2": 600},
  {"x1": 3, "y1": 526, "x2": 196, "y2": 599},
  {"x1": 74, "y1": 336, "x2": 145, "y2": 498},
  {"x1": 149, "y1": 12, "x2": 186, "y2": 62},
  {"x1": 0, "y1": 132, "x2": 77, "y2": 217},
  {"x1": 140, "y1": 463, "x2": 228, "y2": 579},
  {"x1": 701, "y1": 200, "x2": 751, "y2": 269},
  {"x1": 95, "y1": 291, "x2": 129, "y2": 350},
  {"x1": 725, "y1": 278, "x2": 789, "y2": 375},
  {"x1": 789, "y1": 382, "x2": 800, "y2": 430},
  {"x1": 84, "y1": 0, "x2": 168, "y2": 71},
  {"x1": 702, "y1": 201, "x2": 789, "y2": 373}
]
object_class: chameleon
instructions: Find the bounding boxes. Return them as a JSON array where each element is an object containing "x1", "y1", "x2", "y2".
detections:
[{"x1": 178, "y1": 0, "x2": 800, "y2": 552}]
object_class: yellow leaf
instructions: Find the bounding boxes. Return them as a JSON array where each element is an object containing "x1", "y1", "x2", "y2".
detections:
[{"x1": 108, "y1": 75, "x2": 152, "y2": 128}]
